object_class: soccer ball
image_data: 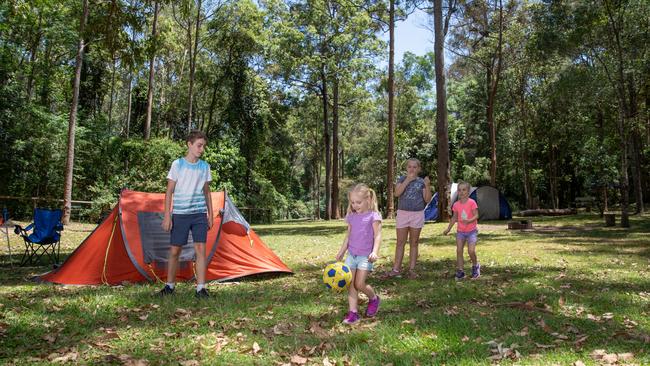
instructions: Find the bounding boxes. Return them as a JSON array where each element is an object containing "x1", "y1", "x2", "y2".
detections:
[{"x1": 322, "y1": 262, "x2": 352, "y2": 291}]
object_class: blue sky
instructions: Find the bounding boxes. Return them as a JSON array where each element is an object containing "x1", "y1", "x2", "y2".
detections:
[{"x1": 384, "y1": 8, "x2": 434, "y2": 64}]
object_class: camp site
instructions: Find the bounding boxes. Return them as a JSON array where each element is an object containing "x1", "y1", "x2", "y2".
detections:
[{"x1": 0, "y1": 1, "x2": 649, "y2": 365}]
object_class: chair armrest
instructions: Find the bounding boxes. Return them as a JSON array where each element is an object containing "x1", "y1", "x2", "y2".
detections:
[
  {"x1": 25, "y1": 223, "x2": 35, "y2": 232},
  {"x1": 55, "y1": 223, "x2": 64, "y2": 232},
  {"x1": 14, "y1": 224, "x2": 30, "y2": 237}
]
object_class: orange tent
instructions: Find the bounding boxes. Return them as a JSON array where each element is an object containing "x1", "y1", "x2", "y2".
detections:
[{"x1": 38, "y1": 190, "x2": 292, "y2": 285}]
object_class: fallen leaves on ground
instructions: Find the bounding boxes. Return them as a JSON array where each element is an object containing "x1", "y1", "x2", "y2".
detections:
[
  {"x1": 290, "y1": 354, "x2": 308, "y2": 365},
  {"x1": 500, "y1": 301, "x2": 553, "y2": 313},
  {"x1": 590, "y1": 349, "x2": 635, "y2": 365},
  {"x1": 309, "y1": 321, "x2": 330, "y2": 338},
  {"x1": 484, "y1": 340, "x2": 520, "y2": 361}
]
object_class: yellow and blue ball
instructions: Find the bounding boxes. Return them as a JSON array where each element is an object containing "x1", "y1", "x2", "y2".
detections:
[{"x1": 322, "y1": 262, "x2": 352, "y2": 291}]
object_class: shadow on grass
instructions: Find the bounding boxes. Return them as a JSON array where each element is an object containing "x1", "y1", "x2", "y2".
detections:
[
  {"x1": 2, "y1": 215, "x2": 650, "y2": 365},
  {"x1": 3, "y1": 259, "x2": 648, "y2": 365}
]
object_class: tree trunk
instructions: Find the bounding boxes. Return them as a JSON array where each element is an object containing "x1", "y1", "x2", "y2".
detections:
[
  {"x1": 340, "y1": 146, "x2": 344, "y2": 180},
  {"x1": 206, "y1": 79, "x2": 218, "y2": 136},
  {"x1": 187, "y1": 0, "x2": 202, "y2": 132},
  {"x1": 487, "y1": 65, "x2": 497, "y2": 187},
  {"x1": 434, "y1": 0, "x2": 451, "y2": 221},
  {"x1": 108, "y1": 56, "x2": 117, "y2": 130},
  {"x1": 549, "y1": 144, "x2": 559, "y2": 209},
  {"x1": 627, "y1": 74, "x2": 644, "y2": 214},
  {"x1": 158, "y1": 60, "x2": 167, "y2": 135},
  {"x1": 604, "y1": 2, "x2": 630, "y2": 227},
  {"x1": 486, "y1": 0, "x2": 503, "y2": 188},
  {"x1": 63, "y1": 0, "x2": 89, "y2": 225},
  {"x1": 126, "y1": 74, "x2": 132, "y2": 138},
  {"x1": 39, "y1": 39, "x2": 52, "y2": 108},
  {"x1": 386, "y1": 0, "x2": 396, "y2": 219},
  {"x1": 646, "y1": 81, "x2": 650, "y2": 146},
  {"x1": 617, "y1": 108, "x2": 630, "y2": 227},
  {"x1": 331, "y1": 77, "x2": 340, "y2": 219},
  {"x1": 316, "y1": 148, "x2": 322, "y2": 220},
  {"x1": 321, "y1": 66, "x2": 331, "y2": 220},
  {"x1": 144, "y1": 0, "x2": 160, "y2": 140},
  {"x1": 630, "y1": 130, "x2": 643, "y2": 214},
  {"x1": 26, "y1": 13, "x2": 42, "y2": 102}
]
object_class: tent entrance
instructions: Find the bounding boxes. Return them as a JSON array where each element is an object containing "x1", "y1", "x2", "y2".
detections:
[{"x1": 137, "y1": 212, "x2": 196, "y2": 264}]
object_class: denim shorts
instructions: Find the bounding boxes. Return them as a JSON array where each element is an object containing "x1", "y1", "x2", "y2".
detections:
[
  {"x1": 345, "y1": 254, "x2": 374, "y2": 271},
  {"x1": 170, "y1": 213, "x2": 208, "y2": 246},
  {"x1": 456, "y1": 229, "x2": 478, "y2": 245}
]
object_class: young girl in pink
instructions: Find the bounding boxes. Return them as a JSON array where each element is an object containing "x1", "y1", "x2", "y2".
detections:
[
  {"x1": 443, "y1": 181, "x2": 480, "y2": 280},
  {"x1": 335, "y1": 184, "x2": 382, "y2": 324}
]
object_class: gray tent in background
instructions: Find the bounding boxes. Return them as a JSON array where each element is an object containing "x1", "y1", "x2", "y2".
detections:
[{"x1": 450, "y1": 183, "x2": 512, "y2": 220}]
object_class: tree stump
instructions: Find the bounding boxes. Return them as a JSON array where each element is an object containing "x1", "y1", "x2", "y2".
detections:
[{"x1": 604, "y1": 213, "x2": 616, "y2": 227}]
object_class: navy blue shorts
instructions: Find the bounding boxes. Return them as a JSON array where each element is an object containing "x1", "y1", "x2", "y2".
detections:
[{"x1": 170, "y1": 213, "x2": 208, "y2": 246}]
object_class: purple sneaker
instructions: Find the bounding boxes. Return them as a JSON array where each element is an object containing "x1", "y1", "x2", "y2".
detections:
[
  {"x1": 342, "y1": 311, "x2": 360, "y2": 324},
  {"x1": 455, "y1": 269, "x2": 465, "y2": 281},
  {"x1": 366, "y1": 296, "x2": 381, "y2": 317},
  {"x1": 471, "y1": 264, "x2": 481, "y2": 279}
]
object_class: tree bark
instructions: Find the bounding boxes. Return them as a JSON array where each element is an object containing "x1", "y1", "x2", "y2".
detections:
[
  {"x1": 207, "y1": 79, "x2": 219, "y2": 136},
  {"x1": 157, "y1": 60, "x2": 165, "y2": 136},
  {"x1": 386, "y1": 0, "x2": 396, "y2": 219},
  {"x1": 627, "y1": 74, "x2": 644, "y2": 214},
  {"x1": 39, "y1": 39, "x2": 52, "y2": 108},
  {"x1": 549, "y1": 144, "x2": 559, "y2": 209},
  {"x1": 144, "y1": 0, "x2": 160, "y2": 140},
  {"x1": 331, "y1": 76, "x2": 340, "y2": 219},
  {"x1": 26, "y1": 12, "x2": 42, "y2": 102},
  {"x1": 126, "y1": 73, "x2": 132, "y2": 138},
  {"x1": 604, "y1": 1, "x2": 630, "y2": 227},
  {"x1": 63, "y1": 0, "x2": 89, "y2": 225},
  {"x1": 321, "y1": 65, "x2": 331, "y2": 220},
  {"x1": 487, "y1": 0, "x2": 504, "y2": 187},
  {"x1": 187, "y1": 0, "x2": 202, "y2": 132},
  {"x1": 518, "y1": 73, "x2": 533, "y2": 209},
  {"x1": 434, "y1": 0, "x2": 451, "y2": 221},
  {"x1": 108, "y1": 57, "x2": 117, "y2": 130}
]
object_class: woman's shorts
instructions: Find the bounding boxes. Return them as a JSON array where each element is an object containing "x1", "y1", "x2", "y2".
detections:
[
  {"x1": 456, "y1": 229, "x2": 478, "y2": 245},
  {"x1": 345, "y1": 254, "x2": 374, "y2": 271},
  {"x1": 170, "y1": 213, "x2": 208, "y2": 246},
  {"x1": 396, "y1": 209, "x2": 425, "y2": 229}
]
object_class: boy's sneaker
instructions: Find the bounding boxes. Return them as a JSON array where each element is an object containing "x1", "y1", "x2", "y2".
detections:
[
  {"x1": 342, "y1": 311, "x2": 360, "y2": 324},
  {"x1": 471, "y1": 264, "x2": 481, "y2": 279},
  {"x1": 195, "y1": 288, "x2": 210, "y2": 299},
  {"x1": 455, "y1": 269, "x2": 465, "y2": 281},
  {"x1": 366, "y1": 296, "x2": 381, "y2": 317},
  {"x1": 157, "y1": 284, "x2": 175, "y2": 297}
]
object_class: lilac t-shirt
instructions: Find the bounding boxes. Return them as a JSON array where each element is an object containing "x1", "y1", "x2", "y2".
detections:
[{"x1": 345, "y1": 211, "x2": 382, "y2": 256}]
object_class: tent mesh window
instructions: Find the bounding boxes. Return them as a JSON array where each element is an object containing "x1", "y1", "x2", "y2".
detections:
[{"x1": 137, "y1": 212, "x2": 196, "y2": 265}]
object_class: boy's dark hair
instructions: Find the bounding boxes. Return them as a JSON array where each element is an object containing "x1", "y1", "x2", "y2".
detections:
[{"x1": 186, "y1": 130, "x2": 208, "y2": 144}]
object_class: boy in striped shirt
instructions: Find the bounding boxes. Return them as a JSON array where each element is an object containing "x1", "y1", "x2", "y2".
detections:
[{"x1": 159, "y1": 130, "x2": 213, "y2": 298}]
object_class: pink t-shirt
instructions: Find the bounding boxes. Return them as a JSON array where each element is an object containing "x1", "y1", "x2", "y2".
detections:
[
  {"x1": 452, "y1": 198, "x2": 478, "y2": 233},
  {"x1": 345, "y1": 211, "x2": 382, "y2": 256}
]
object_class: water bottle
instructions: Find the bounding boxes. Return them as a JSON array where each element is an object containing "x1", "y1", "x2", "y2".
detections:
[{"x1": 2, "y1": 207, "x2": 7, "y2": 223}]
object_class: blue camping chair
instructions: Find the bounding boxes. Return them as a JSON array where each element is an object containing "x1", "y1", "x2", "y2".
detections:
[{"x1": 14, "y1": 208, "x2": 63, "y2": 266}]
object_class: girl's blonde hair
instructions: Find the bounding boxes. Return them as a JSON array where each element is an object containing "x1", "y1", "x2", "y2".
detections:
[
  {"x1": 457, "y1": 181, "x2": 471, "y2": 191},
  {"x1": 405, "y1": 158, "x2": 421, "y2": 169},
  {"x1": 347, "y1": 183, "x2": 379, "y2": 214}
]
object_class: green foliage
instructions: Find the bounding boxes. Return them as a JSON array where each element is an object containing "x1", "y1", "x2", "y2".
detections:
[{"x1": 0, "y1": 0, "x2": 648, "y2": 220}]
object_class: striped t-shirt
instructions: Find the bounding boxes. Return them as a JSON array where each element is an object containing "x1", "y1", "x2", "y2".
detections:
[{"x1": 167, "y1": 158, "x2": 212, "y2": 214}]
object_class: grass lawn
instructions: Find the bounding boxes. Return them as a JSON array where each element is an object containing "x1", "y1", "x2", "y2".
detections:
[{"x1": 1, "y1": 213, "x2": 648, "y2": 365}]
